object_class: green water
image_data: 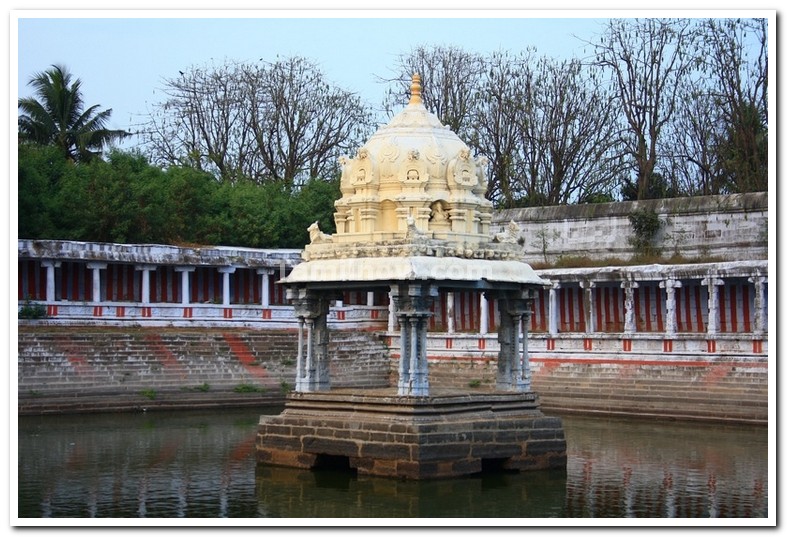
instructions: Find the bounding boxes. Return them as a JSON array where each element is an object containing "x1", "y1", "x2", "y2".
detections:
[{"x1": 16, "y1": 408, "x2": 769, "y2": 520}]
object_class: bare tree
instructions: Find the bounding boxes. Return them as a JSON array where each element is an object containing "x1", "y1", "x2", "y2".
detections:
[
  {"x1": 698, "y1": 17, "x2": 768, "y2": 193},
  {"x1": 512, "y1": 56, "x2": 627, "y2": 205},
  {"x1": 590, "y1": 18, "x2": 697, "y2": 200},
  {"x1": 246, "y1": 57, "x2": 375, "y2": 185},
  {"x1": 381, "y1": 44, "x2": 484, "y2": 138},
  {"x1": 141, "y1": 57, "x2": 374, "y2": 185},
  {"x1": 141, "y1": 61, "x2": 252, "y2": 181}
]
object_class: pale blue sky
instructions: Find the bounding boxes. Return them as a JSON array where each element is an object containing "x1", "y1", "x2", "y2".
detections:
[
  {"x1": 14, "y1": 9, "x2": 773, "y2": 151},
  {"x1": 14, "y1": 13, "x2": 623, "y2": 148}
]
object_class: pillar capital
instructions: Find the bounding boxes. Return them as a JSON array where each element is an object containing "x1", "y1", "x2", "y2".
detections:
[
  {"x1": 86, "y1": 262, "x2": 107, "y2": 270},
  {"x1": 40, "y1": 260, "x2": 61, "y2": 269},
  {"x1": 659, "y1": 278, "x2": 682, "y2": 289},
  {"x1": 579, "y1": 279, "x2": 595, "y2": 289},
  {"x1": 217, "y1": 266, "x2": 236, "y2": 274}
]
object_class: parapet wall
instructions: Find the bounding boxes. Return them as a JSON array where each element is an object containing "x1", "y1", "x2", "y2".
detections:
[{"x1": 493, "y1": 193, "x2": 768, "y2": 264}]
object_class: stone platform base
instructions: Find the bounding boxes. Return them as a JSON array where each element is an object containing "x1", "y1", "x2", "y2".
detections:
[{"x1": 256, "y1": 388, "x2": 567, "y2": 479}]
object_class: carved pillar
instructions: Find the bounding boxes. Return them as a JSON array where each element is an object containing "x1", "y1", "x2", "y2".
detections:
[
  {"x1": 701, "y1": 275, "x2": 725, "y2": 336},
  {"x1": 135, "y1": 265, "x2": 156, "y2": 304},
  {"x1": 175, "y1": 266, "x2": 196, "y2": 305},
  {"x1": 86, "y1": 262, "x2": 107, "y2": 302},
  {"x1": 659, "y1": 278, "x2": 682, "y2": 336},
  {"x1": 579, "y1": 280, "x2": 595, "y2": 334},
  {"x1": 621, "y1": 279, "x2": 639, "y2": 334},
  {"x1": 748, "y1": 273, "x2": 768, "y2": 335},
  {"x1": 388, "y1": 290, "x2": 397, "y2": 332},
  {"x1": 288, "y1": 287, "x2": 332, "y2": 392},
  {"x1": 493, "y1": 291, "x2": 532, "y2": 392},
  {"x1": 391, "y1": 283, "x2": 436, "y2": 396},
  {"x1": 40, "y1": 260, "x2": 61, "y2": 302},
  {"x1": 446, "y1": 292, "x2": 455, "y2": 334}
]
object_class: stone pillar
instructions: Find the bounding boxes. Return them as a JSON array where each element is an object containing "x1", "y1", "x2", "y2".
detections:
[
  {"x1": 174, "y1": 266, "x2": 196, "y2": 305},
  {"x1": 388, "y1": 290, "x2": 397, "y2": 332},
  {"x1": 257, "y1": 268, "x2": 273, "y2": 307},
  {"x1": 288, "y1": 287, "x2": 332, "y2": 392},
  {"x1": 659, "y1": 278, "x2": 682, "y2": 336},
  {"x1": 493, "y1": 291, "x2": 532, "y2": 392},
  {"x1": 391, "y1": 283, "x2": 436, "y2": 397},
  {"x1": 446, "y1": 292, "x2": 455, "y2": 334},
  {"x1": 135, "y1": 265, "x2": 156, "y2": 304},
  {"x1": 366, "y1": 291, "x2": 375, "y2": 307},
  {"x1": 748, "y1": 273, "x2": 768, "y2": 335},
  {"x1": 218, "y1": 267, "x2": 236, "y2": 306},
  {"x1": 40, "y1": 260, "x2": 61, "y2": 302},
  {"x1": 621, "y1": 279, "x2": 639, "y2": 334},
  {"x1": 479, "y1": 292, "x2": 489, "y2": 335},
  {"x1": 702, "y1": 275, "x2": 724, "y2": 336},
  {"x1": 579, "y1": 280, "x2": 595, "y2": 333},
  {"x1": 86, "y1": 262, "x2": 107, "y2": 302},
  {"x1": 548, "y1": 282, "x2": 560, "y2": 336}
]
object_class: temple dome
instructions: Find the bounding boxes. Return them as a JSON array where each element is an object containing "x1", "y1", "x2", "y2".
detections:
[
  {"x1": 325, "y1": 74, "x2": 493, "y2": 248},
  {"x1": 297, "y1": 73, "x2": 532, "y2": 274}
]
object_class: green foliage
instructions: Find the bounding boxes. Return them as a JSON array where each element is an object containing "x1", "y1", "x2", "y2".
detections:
[
  {"x1": 18, "y1": 297, "x2": 47, "y2": 319},
  {"x1": 18, "y1": 64, "x2": 129, "y2": 163},
  {"x1": 17, "y1": 147, "x2": 341, "y2": 249},
  {"x1": 628, "y1": 208, "x2": 662, "y2": 258},
  {"x1": 233, "y1": 383, "x2": 265, "y2": 394},
  {"x1": 139, "y1": 389, "x2": 157, "y2": 400}
]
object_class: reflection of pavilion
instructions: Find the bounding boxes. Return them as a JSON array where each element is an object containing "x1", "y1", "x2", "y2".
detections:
[{"x1": 256, "y1": 75, "x2": 567, "y2": 479}]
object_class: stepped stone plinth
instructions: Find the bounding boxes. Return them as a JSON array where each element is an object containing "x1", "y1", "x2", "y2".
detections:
[
  {"x1": 257, "y1": 389, "x2": 566, "y2": 479},
  {"x1": 256, "y1": 74, "x2": 566, "y2": 479}
]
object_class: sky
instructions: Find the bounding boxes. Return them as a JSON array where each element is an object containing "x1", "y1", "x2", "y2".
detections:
[
  {"x1": 15, "y1": 13, "x2": 612, "y2": 146},
  {"x1": 13, "y1": 7, "x2": 773, "y2": 152}
]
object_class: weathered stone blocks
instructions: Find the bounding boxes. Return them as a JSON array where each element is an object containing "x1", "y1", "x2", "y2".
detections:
[{"x1": 257, "y1": 389, "x2": 566, "y2": 479}]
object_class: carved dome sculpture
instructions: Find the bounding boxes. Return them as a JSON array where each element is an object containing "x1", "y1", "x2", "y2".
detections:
[
  {"x1": 283, "y1": 73, "x2": 543, "y2": 301},
  {"x1": 300, "y1": 74, "x2": 530, "y2": 266}
]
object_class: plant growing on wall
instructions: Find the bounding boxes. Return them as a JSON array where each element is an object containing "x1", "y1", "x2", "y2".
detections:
[
  {"x1": 628, "y1": 208, "x2": 662, "y2": 259},
  {"x1": 534, "y1": 227, "x2": 561, "y2": 264},
  {"x1": 18, "y1": 297, "x2": 47, "y2": 319}
]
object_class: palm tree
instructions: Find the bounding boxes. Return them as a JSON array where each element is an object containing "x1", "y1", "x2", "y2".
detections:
[{"x1": 18, "y1": 64, "x2": 129, "y2": 162}]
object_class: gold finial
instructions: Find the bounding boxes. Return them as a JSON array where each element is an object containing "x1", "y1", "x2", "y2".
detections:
[{"x1": 409, "y1": 73, "x2": 422, "y2": 105}]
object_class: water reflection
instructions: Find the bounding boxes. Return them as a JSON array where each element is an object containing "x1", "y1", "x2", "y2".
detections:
[
  {"x1": 255, "y1": 466, "x2": 567, "y2": 518},
  {"x1": 17, "y1": 409, "x2": 768, "y2": 519}
]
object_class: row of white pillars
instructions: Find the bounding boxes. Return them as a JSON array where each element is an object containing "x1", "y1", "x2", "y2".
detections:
[
  {"x1": 549, "y1": 274, "x2": 768, "y2": 337},
  {"x1": 38, "y1": 260, "x2": 276, "y2": 306}
]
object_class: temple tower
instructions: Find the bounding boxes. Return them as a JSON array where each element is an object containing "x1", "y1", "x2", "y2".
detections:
[{"x1": 257, "y1": 75, "x2": 567, "y2": 479}]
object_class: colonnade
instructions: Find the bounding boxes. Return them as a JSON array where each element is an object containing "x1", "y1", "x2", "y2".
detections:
[{"x1": 35, "y1": 261, "x2": 278, "y2": 307}]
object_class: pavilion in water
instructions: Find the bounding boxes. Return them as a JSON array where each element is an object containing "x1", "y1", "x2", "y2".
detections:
[{"x1": 256, "y1": 74, "x2": 567, "y2": 479}]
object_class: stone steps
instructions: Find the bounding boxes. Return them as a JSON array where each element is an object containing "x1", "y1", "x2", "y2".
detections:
[{"x1": 17, "y1": 327, "x2": 392, "y2": 412}]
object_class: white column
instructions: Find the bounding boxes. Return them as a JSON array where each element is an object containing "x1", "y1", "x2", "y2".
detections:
[
  {"x1": 137, "y1": 265, "x2": 156, "y2": 304},
  {"x1": 86, "y1": 262, "x2": 107, "y2": 303},
  {"x1": 579, "y1": 280, "x2": 595, "y2": 333},
  {"x1": 366, "y1": 291, "x2": 375, "y2": 307},
  {"x1": 446, "y1": 292, "x2": 455, "y2": 334},
  {"x1": 748, "y1": 273, "x2": 768, "y2": 335},
  {"x1": 174, "y1": 266, "x2": 196, "y2": 305},
  {"x1": 40, "y1": 260, "x2": 60, "y2": 302},
  {"x1": 548, "y1": 282, "x2": 560, "y2": 336},
  {"x1": 479, "y1": 292, "x2": 489, "y2": 335},
  {"x1": 257, "y1": 268, "x2": 273, "y2": 307},
  {"x1": 702, "y1": 275, "x2": 724, "y2": 336},
  {"x1": 659, "y1": 278, "x2": 682, "y2": 336},
  {"x1": 218, "y1": 267, "x2": 236, "y2": 306},
  {"x1": 622, "y1": 279, "x2": 639, "y2": 334}
]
